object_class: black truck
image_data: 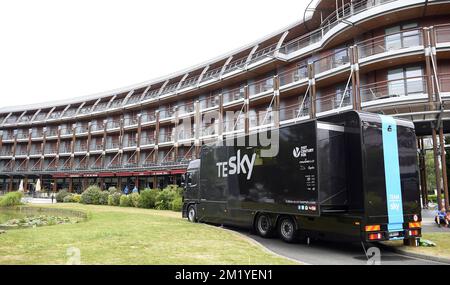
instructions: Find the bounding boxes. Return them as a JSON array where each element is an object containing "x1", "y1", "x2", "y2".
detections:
[{"x1": 182, "y1": 111, "x2": 422, "y2": 244}]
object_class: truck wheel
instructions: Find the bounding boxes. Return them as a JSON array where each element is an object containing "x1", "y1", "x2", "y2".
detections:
[
  {"x1": 278, "y1": 216, "x2": 297, "y2": 243},
  {"x1": 255, "y1": 213, "x2": 274, "y2": 238},
  {"x1": 187, "y1": 205, "x2": 197, "y2": 223}
]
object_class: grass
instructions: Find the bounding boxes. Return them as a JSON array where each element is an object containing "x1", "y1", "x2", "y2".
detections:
[
  {"x1": 0, "y1": 204, "x2": 296, "y2": 265},
  {"x1": 402, "y1": 233, "x2": 450, "y2": 260}
]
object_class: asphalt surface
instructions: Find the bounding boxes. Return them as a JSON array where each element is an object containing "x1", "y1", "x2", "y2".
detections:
[{"x1": 227, "y1": 209, "x2": 450, "y2": 265}]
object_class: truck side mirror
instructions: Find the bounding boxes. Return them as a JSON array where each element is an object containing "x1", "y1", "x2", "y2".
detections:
[{"x1": 180, "y1": 174, "x2": 186, "y2": 187}]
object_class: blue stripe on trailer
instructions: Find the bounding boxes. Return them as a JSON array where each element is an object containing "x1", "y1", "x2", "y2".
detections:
[{"x1": 379, "y1": 115, "x2": 404, "y2": 232}]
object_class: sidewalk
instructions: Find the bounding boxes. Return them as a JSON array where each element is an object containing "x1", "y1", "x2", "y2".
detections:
[{"x1": 21, "y1": 197, "x2": 57, "y2": 205}]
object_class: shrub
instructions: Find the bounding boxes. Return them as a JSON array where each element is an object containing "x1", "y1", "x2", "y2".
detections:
[
  {"x1": 63, "y1": 194, "x2": 74, "y2": 203},
  {"x1": 0, "y1": 191, "x2": 23, "y2": 207},
  {"x1": 119, "y1": 195, "x2": 132, "y2": 207},
  {"x1": 171, "y1": 196, "x2": 183, "y2": 212},
  {"x1": 155, "y1": 188, "x2": 178, "y2": 210},
  {"x1": 72, "y1": 194, "x2": 82, "y2": 203},
  {"x1": 130, "y1": 193, "x2": 140, "y2": 207},
  {"x1": 80, "y1": 185, "x2": 103, "y2": 205},
  {"x1": 108, "y1": 186, "x2": 120, "y2": 194},
  {"x1": 99, "y1": 191, "x2": 109, "y2": 205},
  {"x1": 137, "y1": 189, "x2": 158, "y2": 209},
  {"x1": 56, "y1": 189, "x2": 71, "y2": 203},
  {"x1": 108, "y1": 192, "x2": 121, "y2": 206}
]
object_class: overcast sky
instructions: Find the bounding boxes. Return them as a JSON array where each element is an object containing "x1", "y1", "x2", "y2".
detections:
[{"x1": 0, "y1": 0, "x2": 308, "y2": 108}]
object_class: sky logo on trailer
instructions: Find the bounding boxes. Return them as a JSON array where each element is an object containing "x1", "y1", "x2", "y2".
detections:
[{"x1": 216, "y1": 150, "x2": 256, "y2": 180}]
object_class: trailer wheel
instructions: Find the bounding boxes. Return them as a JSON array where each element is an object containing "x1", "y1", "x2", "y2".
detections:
[
  {"x1": 278, "y1": 216, "x2": 297, "y2": 243},
  {"x1": 187, "y1": 205, "x2": 197, "y2": 223},
  {"x1": 255, "y1": 213, "x2": 274, "y2": 238}
]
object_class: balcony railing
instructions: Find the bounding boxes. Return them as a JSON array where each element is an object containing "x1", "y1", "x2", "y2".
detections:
[
  {"x1": 357, "y1": 27, "x2": 423, "y2": 59},
  {"x1": 439, "y1": 74, "x2": 450, "y2": 93},
  {"x1": 90, "y1": 144, "x2": 104, "y2": 151},
  {"x1": 16, "y1": 133, "x2": 29, "y2": 140},
  {"x1": 107, "y1": 120, "x2": 121, "y2": 129},
  {"x1": 201, "y1": 67, "x2": 222, "y2": 82},
  {"x1": 435, "y1": 24, "x2": 450, "y2": 44},
  {"x1": 0, "y1": 149, "x2": 13, "y2": 156},
  {"x1": 123, "y1": 140, "x2": 137, "y2": 148},
  {"x1": 74, "y1": 144, "x2": 88, "y2": 152},
  {"x1": 15, "y1": 148, "x2": 28, "y2": 156},
  {"x1": 44, "y1": 147, "x2": 58, "y2": 155},
  {"x1": 316, "y1": 89, "x2": 352, "y2": 113},
  {"x1": 124, "y1": 117, "x2": 139, "y2": 126},
  {"x1": 223, "y1": 87, "x2": 244, "y2": 103},
  {"x1": 224, "y1": 57, "x2": 247, "y2": 74},
  {"x1": 31, "y1": 131, "x2": 44, "y2": 138},
  {"x1": 140, "y1": 137, "x2": 155, "y2": 146},
  {"x1": 75, "y1": 125, "x2": 89, "y2": 134},
  {"x1": 360, "y1": 76, "x2": 427, "y2": 103},
  {"x1": 91, "y1": 123, "x2": 105, "y2": 132},
  {"x1": 248, "y1": 77, "x2": 273, "y2": 96},
  {"x1": 279, "y1": 103, "x2": 308, "y2": 122},
  {"x1": 159, "y1": 132, "x2": 173, "y2": 143},
  {"x1": 46, "y1": 129, "x2": 59, "y2": 137},
  {"x1": 279, "y1": 0, "x2": 397, "y2": 56},
  {"x1": 142, "y1": 113, "x2": 156, "y2": 123},
  {"x1": 59, "y1": 146, "x2": 72, "y2": 154},
  {"x1": 248, "y1": 44, "x2": 277, "y2": 66},
  {"x1": 314, "y1": 48, "x2": 350, "y2": 75},
  {"x1": 180, "y1": 75, "x2": 200, "y2": 89},
  {"x1": 199, "y1": 94, "x2": 219, "y2": 109},
  {"x1": 106, "y1": 142, "x2": 120, "y2": 149},
  {"x1": 279, "y1": 64, "x2": 308, "y2": 87}
]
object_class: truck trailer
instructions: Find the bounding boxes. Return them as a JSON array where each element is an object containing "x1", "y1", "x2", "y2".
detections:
[{"x1": 182, "y1": 111, "x2": 422, "y2": 244}]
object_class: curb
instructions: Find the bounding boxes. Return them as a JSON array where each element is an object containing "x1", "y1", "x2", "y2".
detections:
[
  {"x1": 203, "y1": 224, "x2": 306, "y2": 265},
  {"x1": 381, "y1": 244, "x2": 450, "y2": 264}
]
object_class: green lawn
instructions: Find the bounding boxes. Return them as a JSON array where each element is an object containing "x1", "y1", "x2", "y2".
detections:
[
  {"x1": 402, "y1": 233, "x2": 450, "y2": 260},
  {"x1": 0, "y1": 204, "x2": 296, "y2": 265}
]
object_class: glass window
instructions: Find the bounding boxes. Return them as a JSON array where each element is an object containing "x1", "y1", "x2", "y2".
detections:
[
  {"x1": 388, "y1": 68, "x2": 406, "y2": 97},
  {"x1": 385, "y1": 26, "x2": 401, "y2": 51}
]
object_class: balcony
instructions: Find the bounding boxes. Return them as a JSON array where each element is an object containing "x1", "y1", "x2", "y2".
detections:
[
  {"x1": 279, "y1": 64, "x2": 308, "y2": 88},
  {"x1": 59, "y1": 128, "x2": 72, "y2": 136},
  {"x1": 360, "y1": 76, "x2": 428, "y2": 106},
  {"x1": 159, "y1": 132, "x2": 173, "y2": 143},
  {"x1": 314, "y1": 48, "x2": 350, "y2": 76},
  {"x1": 159, "y1": 108, "x2": 175, "y2": 120},
  {"x1": 316, "y1": 89, "x2": 352, "y2": 114},
  {"x1": 201, "y1": 67, "x2": 221, "y2": 83},
  {"x1": 44, "y1": 147, "x2": 58, "y2": 155},
  {"x1": 436, "y1": 24, "x2": 450, "y2": 44},
  {"x1": 178, "y1": 102, "x2": 195, "y2": 115},
  {"x1": 248, "y1": 77, "x2": 274, "y2": 97},
  {"x1": 140, "y1": 137, "x2": 155, "y2": 146},
  {"x1": 59, "y1": 146, "x2": 72, "y2": 154},
  {"x1": 31, "y1": 131, "x2": 44, "y2": 138},
  {"x1": 15, "y1": 148, "x2": 28, "y2": 156},
  {"x1": 0, "y1": 149, "x2": 13, "y2": 156},
  {"x1": 278, "y1": 0, "x2": 398, "y2": 57},
  {"x1": 16, "y1": 132, "x2": 29, "y2": 140},
  {"x1": 124, "y1": 117, "x2": 139, "y2": 127},
  {"x1": 223, "y1": 57, "x2": 247, "y2": 75},
  {"x1": 46, "y1": 129, "x2": 59, "y2": 137},
  {"x1": 74, "y1": 144, "x2": 88, "y2": 152},
  {"x1": 199, "y1": 95, "x2": 219, "y2": 110},
  {"x1": 279, "y1": 102, "x2": 310, "y2": 122},
  {"x1": 91, "y1": 123, "x2": 105, "y2": 132},
  {"x1": 357, "y1": 27, "x2": 423, "y2": 60},
  {"x1": 90, "y1": 144, "x2": 104, "y2": 151},
  {"x1": 106, "y1": 142, "x2": 120, "y2": 150},
  {"x1": 161, "y1": 83, "x2": 179, "y2": 96},
  {"x1": 75, "y1": 125, "x2": 89, "y2": 134},
  {"x1": 107, "y1": 120, "x2": 121, "y2": 130},
  {"x1": 123, "y1": 140, "x2": 137, "y2": 148},
  {"x1": 140, "y1": 112, "x2": 156, "y2": 123},
  {"x1": 143, "y1": 89, "x2": 159, "y2": 101},
  {"x1": 223, "y1": 87, "x2": 244, "y2": 104},
  {"x1": 177, "y1": 128, "x2": 194, "y2": 140},
  {"x1": 179, "y1": 75, "x2": 200, "y2": 90},
  {"x1": 247, "y1": 44, "x2": 277, "y2": 66},
  {"x1": 439, "y1": 74, "x2": 450, "y2": 93}
]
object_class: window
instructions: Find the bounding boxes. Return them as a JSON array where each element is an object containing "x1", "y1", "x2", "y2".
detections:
[
  {"x1": 385, "y1": 23, "x2": 420, "y2": 52},
  {"x1": 388, "y1": 66, "x2": 424, "y2": 97}
]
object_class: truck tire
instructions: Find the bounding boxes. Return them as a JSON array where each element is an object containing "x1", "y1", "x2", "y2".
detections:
[
  {"x1": 255, "y1": 213, "x2": 274, "y2": 238},
  {"x1": 278, "y1": 216, "x2": 298, "y2": 243},
  {"x1": 187, "y1": 205, "x2": 197, "y2": 223}
]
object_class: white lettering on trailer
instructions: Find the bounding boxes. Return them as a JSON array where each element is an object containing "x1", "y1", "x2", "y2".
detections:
[{"x1": 216, "y1": 150, "x2": 256, "y2": 180}]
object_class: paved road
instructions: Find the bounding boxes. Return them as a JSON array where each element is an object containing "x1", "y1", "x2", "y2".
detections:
[
  {"x1": 227, "y1": 209, "x2": 450, "y2": 265},
  {"x1": 236, "y1": 230, "x2": 446, "y2": 265}
]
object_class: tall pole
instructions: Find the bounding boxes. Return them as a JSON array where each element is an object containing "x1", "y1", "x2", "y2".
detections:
[
  {"x1": 432, "y1": 127, "x2": 443, "y2": 208},
  {"x1": 439, "y1": 127, "x2": 450, "y2": 210}
]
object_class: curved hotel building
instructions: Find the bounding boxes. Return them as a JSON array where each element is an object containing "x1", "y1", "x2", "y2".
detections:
[{"x1": 1, "y1": 0, "x2": 450, "y2": 205}]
